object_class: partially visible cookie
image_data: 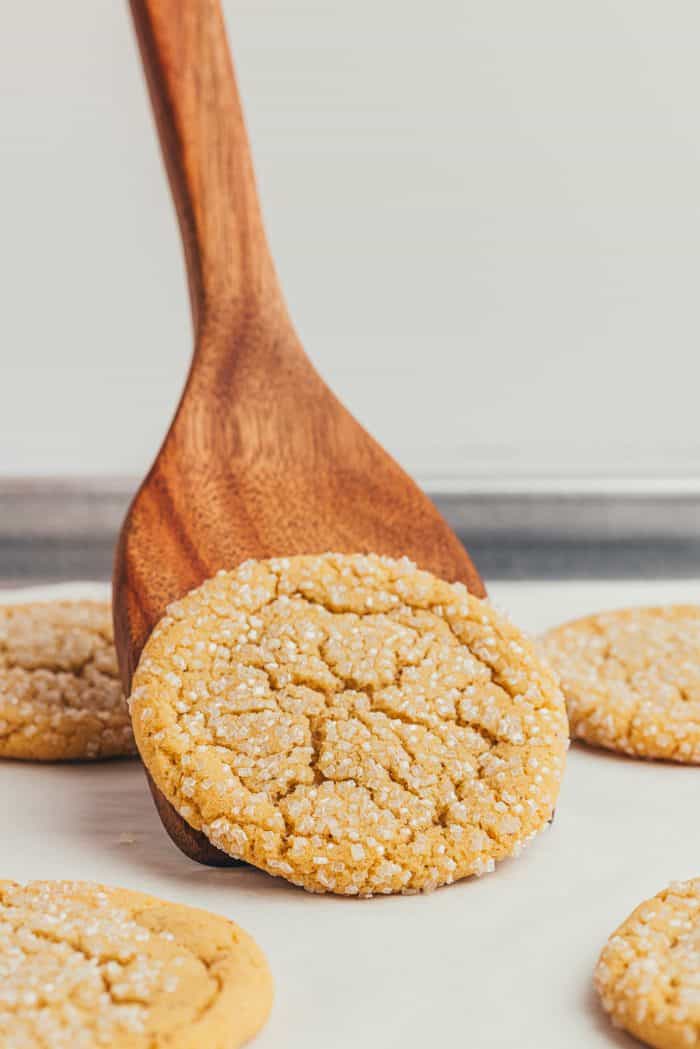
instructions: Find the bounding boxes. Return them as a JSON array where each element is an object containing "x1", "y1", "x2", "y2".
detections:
[
  {"x1": 595, "y1": 878, "x2": 700, "y2": 1049},
  {"x1": 0, "y1": 600, "x2": 136, "y2": 760},
  {"x1": 0, "y1": 879, "x2": 273, "y2": 1049},
  {"x1": 541, "y1": 606, "x2": 700, "y2": 763},
  {"x1": 130, "y1": 553, "x2": 568, "y2": 896}
]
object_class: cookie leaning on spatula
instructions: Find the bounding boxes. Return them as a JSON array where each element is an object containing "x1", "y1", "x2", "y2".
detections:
[{"x1": 129, "y1": 553, "x2": 568, "y2": 896}]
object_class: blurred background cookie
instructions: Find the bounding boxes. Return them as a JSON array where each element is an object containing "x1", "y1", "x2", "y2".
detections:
[
  {"x1": 595, "y1": 877, "x2": 699, "y2": 1049},
  {"x1": 541, "y1": 606, "x2": 700, "y2": 763},
  {"x1": 0, "y1": 599, "x2": 136, "y2": 760},
  {"x1": 0, "y1": 878, "x2": 273, "y2": 1048}
]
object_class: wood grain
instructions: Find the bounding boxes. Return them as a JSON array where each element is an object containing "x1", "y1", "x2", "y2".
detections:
[{"x1": 114, "y1": 0, "x2": 484, "y2": 866}]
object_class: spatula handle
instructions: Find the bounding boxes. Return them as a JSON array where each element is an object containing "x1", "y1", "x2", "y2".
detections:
[{"x1": 130, "y1": 0, "x2": 278, "y2": 334}]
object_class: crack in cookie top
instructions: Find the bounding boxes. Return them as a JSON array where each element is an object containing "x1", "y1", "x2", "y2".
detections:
[
  {"x1": 131, "y1": 554, "x2": 569, "y2": 895},
  {"x1": 0, "y1": 601, "x2": 136, "y2": 761},
  {"x1": 0, "y1": 880, "x2": 272, "y2": 1049},
  {"x1": 541, "y1": 605, "x2": 700, "y2": 763},
  {"x1": 595, "y1": 878, "x2": 700, "y2": 1049}
]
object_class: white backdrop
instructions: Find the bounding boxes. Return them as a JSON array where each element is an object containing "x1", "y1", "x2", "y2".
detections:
[{"x1": 2, "y1": 1, "x2": 699, "y2": 485}]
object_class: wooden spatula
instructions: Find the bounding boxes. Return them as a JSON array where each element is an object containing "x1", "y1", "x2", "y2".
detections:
[{"x1": 114, "y1": 0, "x2": 484, "y2": 866}]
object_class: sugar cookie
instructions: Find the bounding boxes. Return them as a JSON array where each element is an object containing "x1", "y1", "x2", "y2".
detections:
[
  {"x1": 541, "y1": 606, "x2": 700, "y2": 762},
  {"x1": 0, "y1": 879, "x2": 272, "y2": 1049},
  {"x1": 131, "y1": 553, "x2": 568, "y2": 895},
  {"x1": 0, "y1": 601, "x2": 135, "y2": 760},
  {"x1": 595, "y1": 878, "x2": 700, "y2": 1049}
]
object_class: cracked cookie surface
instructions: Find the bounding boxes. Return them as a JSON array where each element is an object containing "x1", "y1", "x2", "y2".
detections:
[
  {"x1": 0, "y1": 601, "x2": 136, "y2": 761},
  {"x1": 595, "y1": 878, "x2": 700, "y2": 1049},
  {"x1": 131, "y1": 554, "x2": 568, "y2": 896},
  {"x1": 541, "y1": 606, "x2": 700, "y2": 763},
  {"x1": 0, "y1": 879, "x2": 272, "y2": 1049}
]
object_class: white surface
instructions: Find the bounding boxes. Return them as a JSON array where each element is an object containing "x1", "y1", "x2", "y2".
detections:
[
  {"x1": 1, "y1": 578, "x2": 698, "y2": 1047},
  {"x1": 2, "y1": 2, "x2": 700, "y2": 485}
]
